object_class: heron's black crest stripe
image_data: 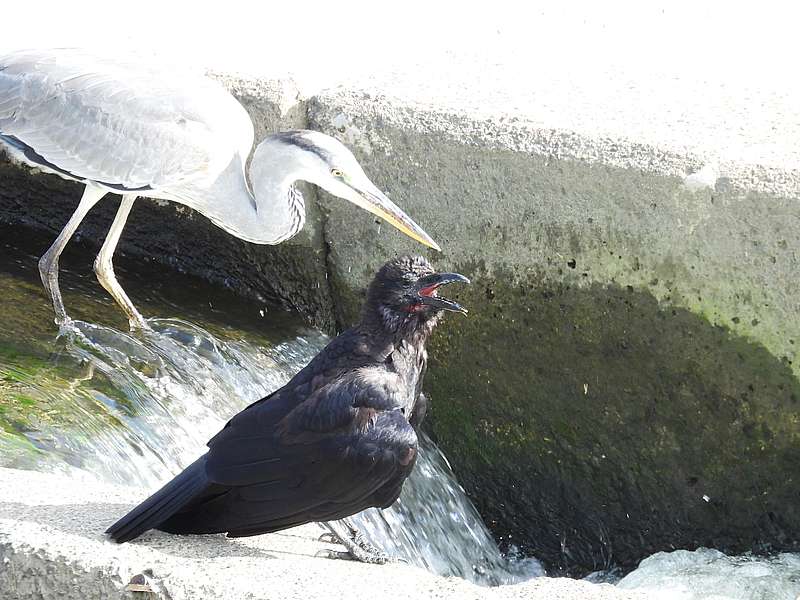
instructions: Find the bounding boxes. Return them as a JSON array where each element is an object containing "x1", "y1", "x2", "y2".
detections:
[
  {"x1": 0, "y1": 133, "x2": 152, "y2": 192},
  {"x1": 287, "y1": 185, "x2": 305, "y2": 238},
  {"x1": 271, "y1": 130, "x2": 330, "y2": 162}
]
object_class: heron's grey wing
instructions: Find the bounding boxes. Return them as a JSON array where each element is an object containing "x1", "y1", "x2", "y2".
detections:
[{"x1": 0, "y1": 49, "x2": 253, "y2": 192}]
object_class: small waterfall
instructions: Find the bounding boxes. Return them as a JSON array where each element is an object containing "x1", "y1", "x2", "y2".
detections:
[
  {"x1": 351, "y1": 432, "x2": 544, "y2": 584},
  {"x1": 0, "y1": 316, "x2": 542, "y2": 585}
]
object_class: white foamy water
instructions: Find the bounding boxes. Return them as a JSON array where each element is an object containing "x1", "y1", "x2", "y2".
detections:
[
  {"x1": 352, "y1": 432, "x2": 544, "y2": 584},
  {"x1": 618, "y1": 548, "x2": 800, "y2": 600}
]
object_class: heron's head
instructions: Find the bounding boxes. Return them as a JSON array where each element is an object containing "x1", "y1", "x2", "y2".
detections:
[
  {"x1": 364, "y1": 256, "x2": 469, "y2": 335},
  {"x1": 264, "y1": 131, "x2": 440, "y2": 250}
]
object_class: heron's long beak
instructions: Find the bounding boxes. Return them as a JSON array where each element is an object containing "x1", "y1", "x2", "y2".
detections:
[{"x1": 347, "y1": 182, "x2": 441, "y2": 251}]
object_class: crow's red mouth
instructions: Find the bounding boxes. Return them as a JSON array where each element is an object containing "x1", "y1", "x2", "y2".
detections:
[
  {"x1": 413, "y1": 272, "x2": 470, "y2": 314},
  {"x1": 418, "y1": 284, "x2": 440, "y2": 298}
]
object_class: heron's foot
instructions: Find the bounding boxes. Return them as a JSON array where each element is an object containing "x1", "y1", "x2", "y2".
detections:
[
  {"x1": 128, "y1": 314, "x2": 151, "y2": 332},
  {"x1": 55, "y1": 315, "x2": 78, "y2": 336}
]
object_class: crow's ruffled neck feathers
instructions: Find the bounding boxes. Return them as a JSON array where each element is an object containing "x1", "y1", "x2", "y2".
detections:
[{"x1": 360, "y1": 297, "x2": 441, "y2": 344}]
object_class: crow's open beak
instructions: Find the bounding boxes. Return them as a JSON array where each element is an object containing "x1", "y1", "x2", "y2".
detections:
[
  {"x1": 414, "y1": 272, "x2": 470, "y2": 314},
  {"x1": 346, "y1": 182, "x2": 441, "y2": 251}
]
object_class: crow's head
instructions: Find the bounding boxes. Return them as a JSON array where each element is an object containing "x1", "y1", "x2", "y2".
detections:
[{"x1": 363, "y1": 256, "x2": 469, "y2": 335}]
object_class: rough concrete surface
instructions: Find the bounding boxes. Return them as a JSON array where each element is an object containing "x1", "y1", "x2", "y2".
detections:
[
  {"x1": 1, "y1": 63, "x2": 798, "y2": 575},
  {"x1": 0, "y1": 467, "x2": 645, "y2": 600}
]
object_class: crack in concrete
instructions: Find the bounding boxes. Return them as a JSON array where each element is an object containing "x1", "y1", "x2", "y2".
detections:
[{"x1": 316, "y1": 200, "x2": 342, "y2": 333}]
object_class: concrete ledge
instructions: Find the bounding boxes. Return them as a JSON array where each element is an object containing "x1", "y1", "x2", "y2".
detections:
[
  {"x1": 307, "y1": 85, "x2": 800, "y2": 570},
  {"x1": 0, "y1": 467, "x2": 644, "y2": 600},
  {"x1": 311, "y1": 87, "x2": 800, "y2": 200}
]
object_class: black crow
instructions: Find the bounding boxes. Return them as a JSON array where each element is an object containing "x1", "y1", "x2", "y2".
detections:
[{"x1": 106, "y1": 255, "x2": 468, "y2": 561}]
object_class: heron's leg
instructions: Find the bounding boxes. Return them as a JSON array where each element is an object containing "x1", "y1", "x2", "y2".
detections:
[
  {"x1": 316, "y1": 519, "x2": 393, "y2": 564},
  {"x1": 93, "y1": 194, "x2": 147, "y2": 330},
  {"x1": 39, "y1": 183, "x2": 107, "y2": 325}
]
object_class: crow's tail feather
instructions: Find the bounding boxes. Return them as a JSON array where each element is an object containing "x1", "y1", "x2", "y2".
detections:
[{"x1": 105, "y1": 457, "x2": 209, "y2": 543}]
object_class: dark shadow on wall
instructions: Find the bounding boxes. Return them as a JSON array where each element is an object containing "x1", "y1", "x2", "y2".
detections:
[{"x1": 423, "y1": 264, "x2": 800, "y2": 576}]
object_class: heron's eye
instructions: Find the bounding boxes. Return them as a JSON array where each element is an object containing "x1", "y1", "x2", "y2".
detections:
[{"x1": 331, "y1": 168, "x2": 344, "y2": 178}]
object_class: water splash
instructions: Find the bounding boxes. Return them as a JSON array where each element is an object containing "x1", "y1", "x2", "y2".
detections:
[
  {"x1": 618, "y1": 548, "x2": 800, "y2": 600},
  {"x1": 351, "y1": 432, "x2": 545, "y2": 584},
  {"x1": 37, "y1": 318, "x2": 326, "y2": 487}
]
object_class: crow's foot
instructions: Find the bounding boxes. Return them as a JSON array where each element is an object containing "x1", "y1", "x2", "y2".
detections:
[{"x1": 316, "y1": 520, "x2": 402, "y2": 565}]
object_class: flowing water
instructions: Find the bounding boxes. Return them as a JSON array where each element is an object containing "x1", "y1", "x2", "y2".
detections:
[{"x1": 0, "y1": 225, "x2": 542, "y2": 586}]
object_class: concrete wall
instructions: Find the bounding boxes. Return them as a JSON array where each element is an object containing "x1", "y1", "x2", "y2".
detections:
[
  {"x1": 307, "y1": 90, "x2": 800, "y2": 572},
  {"x1": 1, "y1": 73, "x2": 798, "y2": 574}
]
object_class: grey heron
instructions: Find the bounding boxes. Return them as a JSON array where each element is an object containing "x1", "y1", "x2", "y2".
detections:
[{"x1": 0, "y1": 49, "x2": 440, "y2": 329}]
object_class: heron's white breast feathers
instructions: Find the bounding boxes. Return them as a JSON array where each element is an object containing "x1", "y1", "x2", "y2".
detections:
[{"x1": 0, "y1": 49, "x2": 254, "y2": 194}]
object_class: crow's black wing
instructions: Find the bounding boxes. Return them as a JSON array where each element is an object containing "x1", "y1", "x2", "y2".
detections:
[{"x1": 163, "y1": 367, "x2": 418, "y2": 536}]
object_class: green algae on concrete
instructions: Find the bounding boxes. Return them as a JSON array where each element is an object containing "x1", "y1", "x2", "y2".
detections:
[
  {"x1": 423, "y1": 269, "x2": 800, "y2": 573},
  {"x1": 0, "y1": 224, "x2": 312, "y2": 481}
]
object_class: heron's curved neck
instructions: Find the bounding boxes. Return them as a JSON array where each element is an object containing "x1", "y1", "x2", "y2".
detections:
[{"x1": 201, "y1": 154, "x2": 305, "y2": 245}]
